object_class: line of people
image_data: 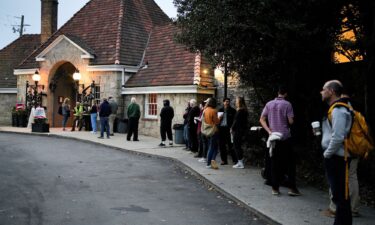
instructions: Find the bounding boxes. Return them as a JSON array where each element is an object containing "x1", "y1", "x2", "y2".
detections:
[{"x1": 181, "y1": 97, "x2": 249, "y2": 170}]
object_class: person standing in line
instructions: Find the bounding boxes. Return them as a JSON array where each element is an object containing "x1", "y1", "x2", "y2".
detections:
[
  {"x1": 259, "y1": 85, "x2": 300, "y2": 196},
  {"x1": 61, "y1": 98, "x2": 71, "y2": 131},
  {"x1": 71, "y1": 101, "x2": 83, "y2": 131},
  {"x1": 218, "y1": 97, "x2": 237, "y2": 165},
  {"x1": 231, "y1": 97, "x2": 249, "y2": 169},
  {"x1": 203, "y1": 97, "x2": 220, "y2": 169},
  {"x1": 108, "y1": 96, "x2": 118, "y2": 136},
  {"x1": 323, "y1": 89, "x2": 361, "y2": 218},
  {"x1": 127, "y1": 97, "x2": 141, "y2": 141},
  {"x1": 183, "y1": 101, "x2": 192, "y2": 150},
  {"x1": 90, "y1": 102, "x2": 98, "y2": 134},
  {"x1": 159, "y1": 99, "x2": 174, "y2": 147},
  {"x1": 320, "y1": 80, "x2": 352, "y2": 225},
  {"x1": 98, "y1": 98, "x2": 112, "y2": 139},
  {"x1": 187, "y1": 99, "x2": 200, "y2": 153},
  {"x1": 197, "y1": 101, "x2": 209, "y2": 161}
]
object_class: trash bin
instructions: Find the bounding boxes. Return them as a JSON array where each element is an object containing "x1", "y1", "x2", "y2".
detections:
[
  {"x1": 117, "y1": 118, "x2": 128, "y2": 134},
  {"x1": 173, "y1": 123, "x2": 185, "y2": 144}
]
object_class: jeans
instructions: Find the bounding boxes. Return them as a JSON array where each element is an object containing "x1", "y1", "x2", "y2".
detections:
[
  {"x1": 325, "y1": 156, "x2": 352, "y2": 225},
  {"x1": 100, "y1": 117, "x2": 110, "y2": 138},
  {"x1": 90, "y1": 113, "x2": 97, "y2": 132},
  {"x1": 62, "y1": 114, "x2": 69, "y2": 129},
  {"x1": 197, "y1": 133, "x2": 209, "y2": 158},
  {"x1": 206, "y1": 133, "x2": 219, "y2": 166},
  {"x1": 183, "y1": 124, "x2": 190, "y2": 148}
]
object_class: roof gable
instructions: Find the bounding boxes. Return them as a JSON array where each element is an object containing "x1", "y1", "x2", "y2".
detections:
[
  {"x1": 0, "y1": 35, "x2": 40, "y2": 88},
  {"x1": 18, "y1": 0, "x2": 170, "y2": 69},
  {"x1": 35, "y1": 35, "x2": 95, "y2": 61}
]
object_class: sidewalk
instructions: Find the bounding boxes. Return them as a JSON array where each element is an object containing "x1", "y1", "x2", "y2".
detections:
[{"x1": 1, "y1": 126, "x2": 374, "y2": 225}]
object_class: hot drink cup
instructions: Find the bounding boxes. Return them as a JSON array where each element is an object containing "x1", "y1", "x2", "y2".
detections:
[{"x1": 311, "y1": 121, "x2": 321, "y2": 136}]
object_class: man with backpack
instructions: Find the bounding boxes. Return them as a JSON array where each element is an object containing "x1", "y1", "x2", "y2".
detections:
[{"x1": 320, "y1": 80, "x2": 352, "y2": 225}]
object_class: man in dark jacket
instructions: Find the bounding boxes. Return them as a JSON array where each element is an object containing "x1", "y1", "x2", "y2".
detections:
[
  {"x1": 98, "y1": 98, "x2": 112, "y2": 139},
  {"x1": 187, "y1": 99, "x2": 200, "y2": 153},
  {"x1": 127, "y1": 97, "x2": 141, "y2": 141},
  {"x1": 218, "y1": 97, "x2": 237, "y2": 165},
  {"x1": 159, "y1": 99, "x2": 174, "y2": 147}
]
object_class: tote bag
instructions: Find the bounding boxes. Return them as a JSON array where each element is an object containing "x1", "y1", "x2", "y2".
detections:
[{"x1": 201, "y1": 112, "x2": 218, "y2": 137}]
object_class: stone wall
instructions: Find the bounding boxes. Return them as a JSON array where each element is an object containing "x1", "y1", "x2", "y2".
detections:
[
  {"x1": 0, "y1": 93, "x2": 16, "y2": 125},
  {"x1": 124, "y1": 93, "x2": 208, "y2": 138}
]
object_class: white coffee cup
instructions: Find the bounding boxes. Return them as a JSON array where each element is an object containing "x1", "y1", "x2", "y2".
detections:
[{"x1": 311, "y1": 121, "x2": 321, "y2": 136}]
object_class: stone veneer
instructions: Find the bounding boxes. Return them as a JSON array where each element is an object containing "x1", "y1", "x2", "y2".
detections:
[
  {"x1": 124, "y1": 93, "x2": 208, "y2": 138},
  {"x1": 0, "y1": 93, "x2": 16, "y2": 125}
]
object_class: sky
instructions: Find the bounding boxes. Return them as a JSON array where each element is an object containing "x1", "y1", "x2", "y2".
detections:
[{"x1": 0, "y1": 0, "x2": 177, "y2": 49}]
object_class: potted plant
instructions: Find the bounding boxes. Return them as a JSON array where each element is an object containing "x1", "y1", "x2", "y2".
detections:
[
  {"x1": 11, "y1": 107, "x2": 17, "y2": 127},
  {"x1": 32, "y1": 118, "x2": 49, "y2": 132},
  {"x1": 31, "y1": 106, "x2": 49, "y2": 133},
  {"x1": 16, "y1": 109, "x2": 28, "y2": 127}
]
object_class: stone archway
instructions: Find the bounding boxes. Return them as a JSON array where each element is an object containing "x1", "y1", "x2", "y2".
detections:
[{"x1": 49, "y1": 62, "x2": 77, "y2": 127}]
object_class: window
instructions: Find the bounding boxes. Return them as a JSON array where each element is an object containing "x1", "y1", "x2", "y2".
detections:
[
  {"x1": 94, "y1": 85, "x2": 101, "y2": 105},
  {"x1": 145, "y1": 93, "x2": 157, "y2": 118}
]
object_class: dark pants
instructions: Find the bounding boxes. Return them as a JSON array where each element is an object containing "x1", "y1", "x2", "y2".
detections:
[
  {"x1": 127, "y1": 117, "x2": 139, "y2": 141},
  {"x1": 189, "y1": 125, "x2": 198, "y2": 152},
  {"x1": 325, "y1": 156, "x2": 352, "y2": 225},
  {"x1": 160, "y1": 122, "x2": 172, "y2": 141},
  {"x1": 100, "y1": 117, "x2": 110, "y2": 138},
  {"x1": 270, "y1": 139, "x2": 296, "y2": 190},
  {"x1": 207, "y1": 133, "x2": 219, "y2": 166},
  {"x1": 197, "y1": 133, "x2": 209, "y2": 158},
  {"x1": 219, "y1": 126, "x2": 237, "y2": 163},
  {"x1": 232, "y1": 131, "x2": 243, "y2": 161},
  {"x1": 71, "y1": 116, "x2": 83, "y2": 131}
]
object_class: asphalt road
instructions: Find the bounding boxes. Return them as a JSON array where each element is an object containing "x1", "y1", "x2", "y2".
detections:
[{"x1": 0, "y1": 133, "x2": 268, "y2": 225}]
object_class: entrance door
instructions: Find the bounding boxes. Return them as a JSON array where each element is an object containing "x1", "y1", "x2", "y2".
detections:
[{"x1": 51, "y1": 63, "x2": 77, "y2": 128}]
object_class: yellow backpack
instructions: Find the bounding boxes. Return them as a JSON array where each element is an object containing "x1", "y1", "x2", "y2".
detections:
[{"x1": 328, "y1": 102, "x2": 374, "y2": 158}]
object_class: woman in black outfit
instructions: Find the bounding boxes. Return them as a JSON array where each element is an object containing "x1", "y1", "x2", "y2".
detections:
[{"x1": 231, "y1": 97, "x2": 249, "y2": 169}]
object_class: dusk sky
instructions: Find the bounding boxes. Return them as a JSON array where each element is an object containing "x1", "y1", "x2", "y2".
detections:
[{"x1": 0, "y1": 0, "x2": 177, "y2": 49}]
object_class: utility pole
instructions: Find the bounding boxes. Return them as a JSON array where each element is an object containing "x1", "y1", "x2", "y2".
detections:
[{"x1": 12, "y1": 15, "x2": 30, "y2": 37}]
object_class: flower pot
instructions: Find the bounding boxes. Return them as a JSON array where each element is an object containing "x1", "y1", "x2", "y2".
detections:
[{"x1": 32, "y1": 123, "x2": 50, "y2": 133}]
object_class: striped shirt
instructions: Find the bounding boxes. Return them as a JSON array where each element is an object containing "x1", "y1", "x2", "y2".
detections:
[{"x1": 261, "y1": 97, "x2": 294, "y2": 139}]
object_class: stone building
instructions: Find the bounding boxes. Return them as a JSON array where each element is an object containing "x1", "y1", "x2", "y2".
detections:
[{"x1": 3, "y1": 0, "x2": 215, "y2": 137}]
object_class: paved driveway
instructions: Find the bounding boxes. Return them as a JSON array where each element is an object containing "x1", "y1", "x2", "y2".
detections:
[{"x1": 0, "y1": 133, "x2": 268, "y2": 225}]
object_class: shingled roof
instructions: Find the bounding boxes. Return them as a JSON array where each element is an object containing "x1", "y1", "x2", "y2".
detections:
[
  {"x1": 0, "y1": 34, "x2": 41, "y2": 88},
  {"x1": 125, "y1": 24, "x2": 196, "y2": 87},
  {"x1": 17, "y1": 0, "x2": 170, "y2": 69}
]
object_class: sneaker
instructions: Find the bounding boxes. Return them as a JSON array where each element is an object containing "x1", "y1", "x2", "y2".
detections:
[
  {"x1": 288, "y1": 189, "x2": 301, "y2": 196},
  {"x1": 169, "y1": 142, "x2": 173, "y2": 146},
  {"x1": 233, "y1": 162, "x2": 244, "y2": 169},
  {"x1": 159, "y1": 143, "x2": 166, "y2": 147},
  {"x1": 198, "y1": 158, "x2": 207, "y2": 163},
  {"x1": 322, "y1": 209, "x2": 335, "y2": 218},
  {"x1": 134, "y1": 139, "x2": 140, "y2": 141},
  {"x1": 210, "y1": 160, "x2": 219, "y2": 169},
  {"x1": 206, "y1": 165, "x2": 212, "y2": 169},
  {"x1": 98, "y1": 136, "x2": 104, "y2": 139},
  {"x1": 272, "y1": 189, "x2": 281, "y2": 195}
]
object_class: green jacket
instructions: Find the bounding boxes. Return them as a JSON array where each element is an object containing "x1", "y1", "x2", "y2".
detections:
[
  {"x1": 74, "y1": 105, "x2": 84, "y2": 117},
  {"x1": 127, "y1": 103, "x2": 140, "y2": 119}
]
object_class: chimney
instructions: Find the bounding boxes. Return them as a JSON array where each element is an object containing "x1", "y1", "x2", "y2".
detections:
[{"x1": 41, "y1": 0, "x2": 58, "y2": 43}]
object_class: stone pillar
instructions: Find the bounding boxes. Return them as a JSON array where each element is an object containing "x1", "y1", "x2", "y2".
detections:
[{"x1": 41, "y1": 0, "x2": 58, "y2": 44}]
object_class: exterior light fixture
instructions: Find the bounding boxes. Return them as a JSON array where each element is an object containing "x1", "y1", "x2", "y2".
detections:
[
  {"x1": 73, "y1": 69, "x2": 81, "y2": 81},
  {"x1": 32, "y1": 70, "x2": 41, "y2": 83}
]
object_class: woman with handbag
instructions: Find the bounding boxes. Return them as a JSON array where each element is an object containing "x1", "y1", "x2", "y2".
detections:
[
  {"x1": 201, "y1": 97, "x2": 220, "y2": 169},
  {"x1": 62, "y1": 98, "x2": 71, "y2": 131}
]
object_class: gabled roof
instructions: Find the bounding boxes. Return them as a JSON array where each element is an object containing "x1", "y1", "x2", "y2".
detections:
[
  {"x1": 125, "y1": 24, "x2": 196, "y2": 87},
  {"x1": 0, "y1": 34, "x2": 40, "y2": 88},
  {"x1": 18, "y1": 0, "x2": 170, "y2": 69}
]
